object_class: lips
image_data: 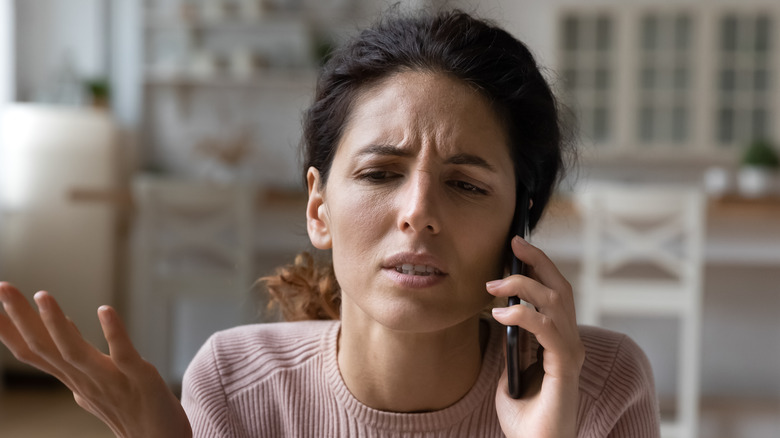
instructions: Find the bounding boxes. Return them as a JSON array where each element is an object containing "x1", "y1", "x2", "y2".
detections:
[
  {"x1": 395, "y1": 264, "x2": 442, "y2": 276},
  {"x1": 383, "y1": 253, "x2": 447, "y2": 276},
  {"x1": 381, "y1": 253, "x2": 447, "y2": 289}
]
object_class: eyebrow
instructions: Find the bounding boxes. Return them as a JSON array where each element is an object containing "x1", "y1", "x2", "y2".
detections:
[
  {"x1": 357, "y1": 144, "x2": 496, "y2": 171},
  {"x1": 445, "y1": 153, "x2": 496, "y2": 171},
  {"x1": 357, "y1": 144, "x2": 414, "y2": 158}
]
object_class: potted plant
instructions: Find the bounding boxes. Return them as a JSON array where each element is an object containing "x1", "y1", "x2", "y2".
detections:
[
  {"x1": 738, "y1": 139, "x2": 779, "y2": 198},
  {"x1": 84, "y1": 77, "x2": 111, "y2": 109}
]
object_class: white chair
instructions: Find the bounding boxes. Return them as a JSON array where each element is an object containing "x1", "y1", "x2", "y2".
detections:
[
  {"x1": 575, "y1": 183, "x2": 706, "y2": 438},
  {"x1": 130, "y1": 176, "x2": 255, "y2": 385}
]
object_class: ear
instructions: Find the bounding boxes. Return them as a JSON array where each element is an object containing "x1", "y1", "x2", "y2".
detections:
[{"x1": 306, "y1": 167, "x2": 332, "y2": 249}]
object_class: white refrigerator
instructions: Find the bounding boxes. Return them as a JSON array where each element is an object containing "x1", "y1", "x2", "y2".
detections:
[{"x1": 0, "y1": 104, "x2": 119, "y2": 371}]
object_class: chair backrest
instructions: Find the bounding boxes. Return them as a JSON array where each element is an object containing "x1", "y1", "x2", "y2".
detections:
[
  {"x1": 574, "y1": 183, "x2": 706, "y2": 322},
  {"x1": 135, "y1": 177, "x2": 253, "y2": 281},
  {"x1": 130, "y1": 175, "x2": 255, "y2": 383}
]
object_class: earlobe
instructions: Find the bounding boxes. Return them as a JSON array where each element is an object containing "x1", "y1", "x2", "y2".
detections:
[{"x1": 306, "y1": 167, "x2": 332, "y2": 249}]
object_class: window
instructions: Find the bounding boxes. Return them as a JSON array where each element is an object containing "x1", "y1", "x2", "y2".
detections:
[
  {"x1": 636, "y1": 13, "x2": 694, "y2": 146},
  {"x1": 557, "y1": 5, "x2": 778, "y2": 159},
  {"x1": 559, "y1": 13, "x2": 615, "y2": 144},
  {"x1": 715, "y1": 13, "x2": 773, "y2": 147}
]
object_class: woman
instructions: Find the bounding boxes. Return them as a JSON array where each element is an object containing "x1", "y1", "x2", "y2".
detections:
[{"x1": 0, "y1": 9, "x2": 659, "y2": 437}]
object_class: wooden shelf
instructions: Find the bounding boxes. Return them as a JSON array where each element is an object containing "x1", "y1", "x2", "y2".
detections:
[
  {"x1": 708, "y1": 194, "x2": 780, "y2": 215},
  {"x1": 550, "y1": 192, "x2": 780, "y2": 217}
]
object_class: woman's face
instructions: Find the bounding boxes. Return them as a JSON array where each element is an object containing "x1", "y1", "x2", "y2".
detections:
[{"x1": 307, "y1": 71, "x2": 516, "y2": 333}]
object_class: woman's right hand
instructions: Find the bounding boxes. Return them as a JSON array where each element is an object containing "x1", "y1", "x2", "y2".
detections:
[{"x1": 0, "y1": 282, "x2": 192, "y2": 438}]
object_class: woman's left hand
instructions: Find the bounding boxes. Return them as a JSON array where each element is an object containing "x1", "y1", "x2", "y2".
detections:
[
  {"x1": 487, "y1": 236, "x2": 585, "y2": 438},
  {"x1": 0, "y1": 282, "x2": 192, "y2": 438}
]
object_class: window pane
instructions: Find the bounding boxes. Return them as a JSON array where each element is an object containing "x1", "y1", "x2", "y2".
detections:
[
  {"x1": 563, "y1": 69, "x2": 578, "y2": 91},
  {"x1": 719, "y1": 68, "x2": 736, "y2": 91},
  {"x1": 643, "y1": 16, "x2": 659, "y2": 50},
  {"x1": 558, "y1": 13, "x2": 614, "y2": 147},
  {"x1": 674, "y1": 66, "x2": 688, "y2": 89},
  {"x1": 642, "y1": 66, "x2": 656, "y2": 90},
  {"x1": 738, "y1": 70, "x2": 752, "y2": 91},
  {"x1": 634, "y1": 12, "x2": 698, "y2": 147},
  {"x1": 754, "y1": 69, "x2": 769, "y2": 91},
  {"x1": 721, "y1": 15, "x2": 738, "y2": 51},
  {"x1": 593, "y1": 107, "x2": 609, "y2": 142},
  {"x1": 752, "y1": 108, "x2": 767, "y2": 139},
  {"x1": 639, "y1": 106, "x2": 654, "y2": 141},
  {"x1": 675, "y1": 15, "x2": 691, "y2": 50},
  {"x1": 596, "y1": 15, "x2": 612, "y2": 51},
  {"x1": 595, "y1": 68, "x2": 610, "y2": 90},
  {"x1": 563, "y1": 16, "x2": 579, "y2": 51},
  {"x1": 672, "y1": 106, "x2": 688, "y2": 142},
  {"x1": 718, "y1": 108, "x2": 734, "y2": 143},
  {"x1": 755, "y1": 16, "x2": 770, "y2": 52}
]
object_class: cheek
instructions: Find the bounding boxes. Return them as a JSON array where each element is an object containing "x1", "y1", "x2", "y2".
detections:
[
  {"x1": 460, "y1": 207, "x2": 514, "y2": 276},
  {"x1": 329, "y1": 191, "x2": 388, "y2": 258}
]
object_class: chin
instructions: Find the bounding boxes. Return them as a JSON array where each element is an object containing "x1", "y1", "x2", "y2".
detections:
[{"x1": 369, "y1": 300, "x2": 486, "y2": 335}]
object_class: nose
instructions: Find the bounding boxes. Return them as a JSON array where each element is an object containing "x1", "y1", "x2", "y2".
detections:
[{"x1": 397, "y1": 171, "x2": 441, "y2": 234}]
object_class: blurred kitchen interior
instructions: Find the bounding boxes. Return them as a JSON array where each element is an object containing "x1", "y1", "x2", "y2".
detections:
[{"x1": 0, "y1": 0, "x2": 779, "y2": 437}]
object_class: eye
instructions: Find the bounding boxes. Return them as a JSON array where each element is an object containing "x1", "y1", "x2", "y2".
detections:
[
  {"x1": 358, "y1": 170, "x2": 397, "y2": 182},
  {"x1": 450, "y1": 180, "x2": 488, "y2": 195}
]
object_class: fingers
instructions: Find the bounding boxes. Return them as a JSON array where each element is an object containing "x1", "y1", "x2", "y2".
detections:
[
  {"x1": 487, "y1": 239, "x2": 584, "y2": 380},
  {"x1": 2, "y1": 283, "x2": 189, "y2": 438},
  {"x1": 1, "y1": 285, "x2": 69, "y2": 366},
  {"x1": 0, "y1": 284, "x2": 78, "y2": 385},
  {"x1": 97, "y1": 305, "x2": 144, "y2": 374},
  {"x1": 493, "y1": 303, "x2": 583, "y2": 380},
  {"x1": 487, "y1": 276, "x2": 570, "y2": 317},
  {"x1": 488, "y1": 237, "x2": 576, "y2": 316},
  {"x1": 1, "y1": 283, "x2": 145, "y2": 378},
  {"x1": 492, "y1": 305, "x2": 568, "y2": 358},
  {"x1": 0, "y1": 309, "x2": 49, "y2": 369},
  {"x1": 486, "y1": 276, "x2": 574, "y2": 337},
  {"x1": 35, "y1": 291, "x2": 110, "y2": 374},
  {"x1": 511, "y1": 236, "x2": 572, "y2": 298}
]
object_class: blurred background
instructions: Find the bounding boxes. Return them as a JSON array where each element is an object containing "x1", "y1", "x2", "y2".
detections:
[{"x1": 0, "y1": 0, "x2": 778, "y2": 437}]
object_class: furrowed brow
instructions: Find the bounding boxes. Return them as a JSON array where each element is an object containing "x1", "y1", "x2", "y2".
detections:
[
  {"x1": 445, "y1": 153, "x2": 496, "y2": 172},
  {"x1": 356, "y1": 144, "x2": 414, "y2": 158}
]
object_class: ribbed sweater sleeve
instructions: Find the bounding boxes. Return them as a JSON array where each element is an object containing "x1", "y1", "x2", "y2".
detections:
[
  {"x1": 576, "y1": 326, "x2": 661, "y2": 437},
  {"x1": 181, "y1": 335, "x2": 236, "y2": 438}
]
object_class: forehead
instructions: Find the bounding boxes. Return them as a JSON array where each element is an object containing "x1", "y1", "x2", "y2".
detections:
[{"x1": 337, "y1": 71, "x2": 511, "y2": 159}]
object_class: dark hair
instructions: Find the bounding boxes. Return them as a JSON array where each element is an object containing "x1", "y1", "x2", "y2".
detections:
[
  {"x1": 263, "y1": 9, "x2": 572, "y2": 321},
  {"x1": 304, "y1": 9, "x2": 567, "y2": 229}
]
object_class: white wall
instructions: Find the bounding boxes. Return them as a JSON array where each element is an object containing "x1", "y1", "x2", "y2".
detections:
[{"x1": 15, "y1": 0, "x2": 107, "y2": 102}]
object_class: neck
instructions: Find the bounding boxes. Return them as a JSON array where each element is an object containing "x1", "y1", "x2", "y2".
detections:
[{"x1": 337, "y1": 303, "x2": 488, "y2": 413}]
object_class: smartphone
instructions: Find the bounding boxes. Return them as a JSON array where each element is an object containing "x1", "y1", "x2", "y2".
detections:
[{"x1": 506, "y1": 188, "x2": 530, "y2": 399}]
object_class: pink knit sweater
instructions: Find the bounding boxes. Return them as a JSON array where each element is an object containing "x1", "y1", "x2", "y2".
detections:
[{"x1": 182, "y1": 320, "x2": 660, "y2": 437}]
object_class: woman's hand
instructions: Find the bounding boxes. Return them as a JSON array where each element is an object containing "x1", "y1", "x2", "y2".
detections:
[
  {"x1": 487, "y1": 237, "x2": 585, "y2": 438},
  {"x1": 0, "y1": 282, "x2": 192, "y2": 438}
]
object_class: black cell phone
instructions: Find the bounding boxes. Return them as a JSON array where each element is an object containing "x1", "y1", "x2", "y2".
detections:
[{"x1": 506, "y1": 188, "x2": 530, "y2": 399}]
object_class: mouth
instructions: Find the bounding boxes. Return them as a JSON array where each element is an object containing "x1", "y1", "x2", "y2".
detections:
[{"x1": 394, "y1": 264, "x2": 443, "y2": 276}]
